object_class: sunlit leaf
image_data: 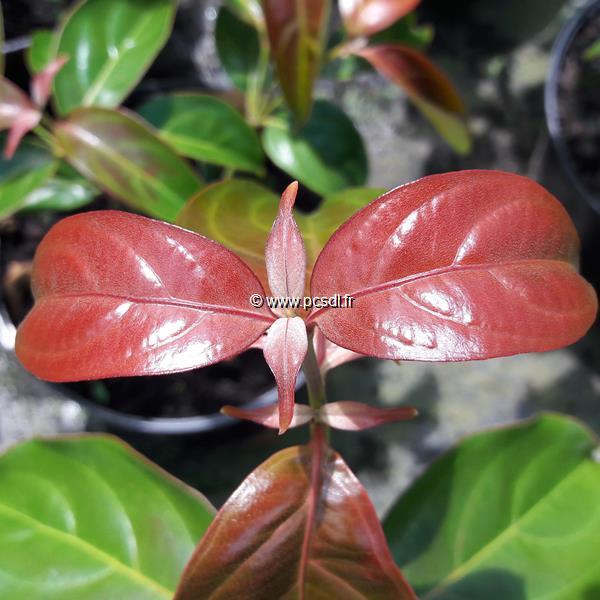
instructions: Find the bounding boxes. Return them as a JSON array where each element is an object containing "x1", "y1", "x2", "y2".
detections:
[
  {"x1": 215, "y1": 6, "x2": 260, "y2": 91},
  {"x1": 53, "y1": 0, "x2": 176, "y2": 115},
  {"x1": 310, "y1": 170, "x2": 598, "y2": 360},
  {"x1": 262, "y1": 100, "x2": 368, "y2": 195},
  {"x1": 0, "y1": 136, "x2": 56, "y2": 218},
  {"x1": 384, "y1": 413, "x2": 600, "y2": 599},
  {"x1": 358, "y1": 45, "x2": 470, "y2": 153},
  {"x1": 262, "y1": 0, "x2": 331, "y2": 122},
  {"x1": 175, "y1": 433, "x2": 416, "y2": 599},
  {"x1": 16, "y1": 211, "x2": 275, "y2": 381},
  {"x1": 54, "y1": 107, "x2": 203, "y2": 222},
  {"x1": 0, "y1": 435, "x2": 214, "y2": 599},
  {"x1": 138, "y1": 93, "x2": 264, "y2": 175},
  {"x1": 340, "y1": 0, "x2": 421, "y2": 37},
  {"x1": 26, "y1": 29, "x2": 57, "y2": 75}
]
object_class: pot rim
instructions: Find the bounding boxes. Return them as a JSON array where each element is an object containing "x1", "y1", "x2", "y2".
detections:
[
  {"x1": 545, "y1": 0, "x2": 600, "y2": 213},
  {"x1": 0, "y1": 303, "x2": 302, "y2": 435}
]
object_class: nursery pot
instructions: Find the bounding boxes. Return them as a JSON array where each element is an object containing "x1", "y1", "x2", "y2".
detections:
[{"x1": 545, "y1": 0, "x2": 600, "y2": 213}]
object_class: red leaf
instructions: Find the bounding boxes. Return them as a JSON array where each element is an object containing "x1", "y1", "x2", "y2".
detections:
[
  {"x1": 222, "y1": 403, "x2": 314, "y2": 429},
  {"x1": 340, "y1": 0, "x2": 421, "y2": 37},
  {"x1": 263, "y1": 0, "x2": 330, "y2": 122},
  {"x1": 0, "y1": 77, "x2": 41, "y2": 158},
  {"x1": 309, "y1": 171, "x2": 598, "y2": 361},
  {"x1": 359, "y1": 44, "x2": 464, "y2": 113},
  {"x1": 358, "y1": 45, "x2": 470, "y2": 153},
  {"x1": 265, "y1": 181, "x2": 306, "y2": 307},
  {"x1": 174, "y1": 431, "x2": 416, "y2": 599},
  {"x1": 320, "y1": 401, "x2": 417, "y2": 430},
  {"x1": 15, "y1": 211, "x2": 275, "y2": 381},
  {"x1": 31, "y1": 55, "x2": 69, "y2": 107},
  {"x1": 263, "y1": 316, "x2": 308, "y2": 434}
]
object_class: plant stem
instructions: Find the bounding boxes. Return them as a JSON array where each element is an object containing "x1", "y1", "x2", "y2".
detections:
[
  {"x1": 303, "y1": 329, "x2": 325, "y2": 411},
  {"x1": 33, "y1": 125, "x2": 58, "y2": 152},
  {"x1": 246, "y1": 27, "x2": 273, "y2": 126}
]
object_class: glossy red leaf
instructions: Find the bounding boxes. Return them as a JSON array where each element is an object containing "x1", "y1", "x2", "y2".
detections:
[
  {"x1": 222, "y1": 402, "x2": 314, "y2": 429},
  {"x1": 263, "y1": 0, "x2": 330, "y2": 122},
  {"x1": 265, "y1": 181, "x2": 306, "y2": 303},
  {"x1": 340, "y1": 0, "x2": 421, "y2": 37},
  {"x1": 319, "y1": 401, "x2": 417, "y2": 430},
  {"x1": 0, "y1": 77, "x2": 41, "y2": 158},
  {"x1": 175, "y1": 431, "x2": 416, "y2": 599},
  {"x1": 16, "y1": 211, "x2": 275, "y2": 382},
  {"x1": 313, "y1": 326, "x2": 364, "y2": 373},
  {"x1": 309, "y1": 171, "x2": 598, "y2": 361},
  {"x1": 358, "y1": 45, "x2": 470, "y2": 153},
  {"x1": 263, "y1": 316, "x2": 308, "y2": 434}
]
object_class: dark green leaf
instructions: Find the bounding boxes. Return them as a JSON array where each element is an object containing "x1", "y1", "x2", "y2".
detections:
[
  {"x1": 370, "y1": 14, "x2": 433, "y2": 50},
  {"x1": 0, "y1": 435, "x2": 214, "y2": 599},
  {"x1": 0, "y1": 136, "x2": 56, "y2": 218},
  {"x1": 262, "y1": 100, "x2": 368, "y2": 195},
  {"x1": 138, "y1": 93, "x2": 264, "y2": 175},
  {"x1": 53, "y1": 0, "x2": 176, "y2": 116},
  {"x1": 26, "y1": 29, "x2": 57, "y2": 75},
  {"x1": 384, "y1": 414, "x2": 600, "y2": 599},
  {"x1": 54, "y1": 107, "x2": 203, "y2": 222},
  {"x1": 216, "y1": 6, "x2": 260, "y2": 91}
]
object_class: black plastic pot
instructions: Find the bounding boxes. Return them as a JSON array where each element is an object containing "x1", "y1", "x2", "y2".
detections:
[{"x1": 545, "y1": 0, "x2": 600, "y2": 213}]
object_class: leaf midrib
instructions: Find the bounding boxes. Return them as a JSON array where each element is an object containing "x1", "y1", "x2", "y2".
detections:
[
  {"x1": 0, "y1": 502, "x2": 172, "y2": 599},
  {"x1": 81, "y1": 10, "x2": 156, "y2": 107},
  {"x1": 421, "y1": 460, "x2": 589, "y2": 599}
]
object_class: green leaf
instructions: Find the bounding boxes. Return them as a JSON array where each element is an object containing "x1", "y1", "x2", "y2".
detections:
[
  {"x1": 215, "y1": 6, "x2": 260, "y2": 91},
  {"x1": 21, "y1": 169, "x2": 99, "y2": 213},
  {"x1": 177, "y1": 178, "x2": 382, "y2": 293},
  {"x1": 26, "y1": 29, "x2": 57, "y2": 75},
  {"x1": 54, "y1": 107, "x2": 203, "y2": 222},
  {"x1": 384, "y1": 413, "x2": 600, "y2": 599},
  {"x1": 262, "y1": 100, "x2": 368, "y2": 195},
  {"x1": 53, "y1": 0, "x2": 176, "y2": 116},
  {"x1": 138, "y1": 93, "x2": 264, "y2": 175},
  {"x1": 224, "y1": 0, "x2": 263, "y2": 26},
  {"x1": 296, "y1": 186, "x2": 384, "y2": 267},
  {"x1": 370, "y1": 14, "x2": 434, "y2": 50},
  {"x1": 584, "y1": 38, "x2": 600, "y2": 62},
  {"x1": 0, "y1": 137, "x2": 56, "y2": 218},
  {"x1": 0, "y1": 435, "x2": 214, "y2": 599}
]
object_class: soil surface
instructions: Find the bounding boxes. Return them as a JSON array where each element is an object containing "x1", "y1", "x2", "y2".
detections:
[
  {"x1": 557, "y1": 9, "x2": 600, "y2": 199},
  {"x1": 0, "y1": 205, "x2": 274, "y2": 419}
]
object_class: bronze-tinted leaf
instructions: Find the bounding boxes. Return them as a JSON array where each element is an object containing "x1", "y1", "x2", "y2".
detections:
[
  {"x1": 175, "y1": 433, "x2": 416, "y2": 599},
  {"x1": 310, "y1": 171, "x2": 598, "y2": 361},
  {"x1": 359, "y1": 44, "x2": 470, "y2": 153},
  {"x1": 262, "y1": 0, "x2": 331, "y2": 121},
  {"x1": 54, "y1": 107, "x2": 203, "y2": 222}
]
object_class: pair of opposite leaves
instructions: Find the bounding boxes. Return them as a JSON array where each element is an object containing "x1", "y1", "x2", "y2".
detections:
[{"x1": 15, "y1": 170, "x2": 598, "y2": 432}]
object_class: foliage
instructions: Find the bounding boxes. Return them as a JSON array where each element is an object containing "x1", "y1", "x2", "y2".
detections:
[
  {"x1": 1, "y1": 1, "x2": 599, "y2": 598},
  {"x1": 0, "y1": 0, "x2": 470, "y2": 224}
]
